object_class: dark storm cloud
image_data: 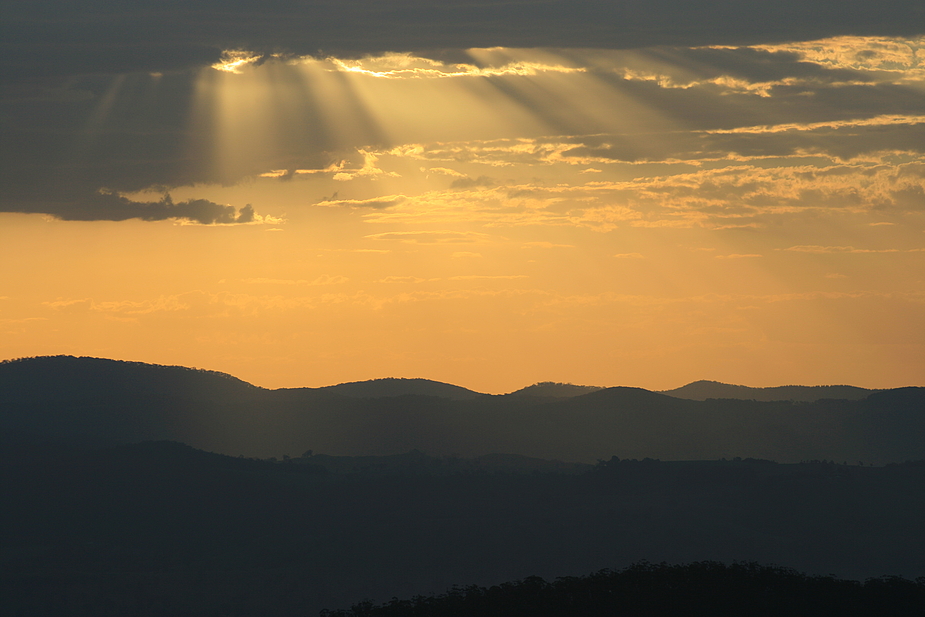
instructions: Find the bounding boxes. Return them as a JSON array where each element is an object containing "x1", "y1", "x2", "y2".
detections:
[
  {"x1": 2, "y1": 0, "x2": 924, "y2": 79},
  {"x1": 2, "y1": 191, "x2": 258, "y2": 225}
]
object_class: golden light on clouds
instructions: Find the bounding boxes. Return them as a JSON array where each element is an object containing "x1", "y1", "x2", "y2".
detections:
[
  {"x1": 2, "y1": 35, "x2": 924, "y2": 391},
  {"x1": 211, "y1": 50, "x2": 265, "y2": 73}
]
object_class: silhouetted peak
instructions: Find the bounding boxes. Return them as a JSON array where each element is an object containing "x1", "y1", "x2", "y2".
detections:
[
  {"x1": 0, "y1": 355, "x2": 261, "y2": 402},
  {"x1": 318, "y1": 377, "x2": 484, "y2": 400},
  {"x1": 661, "y1": 380, "x2": 873, "y2": 402},
  {"x1": 583, "y1": 386, "x2": 673, "y2": 402},
  {"x1": 507, "y1": 381, "x2": 604, "y2": 398},
  {"x1": 862, "y1": 386, "x2": 925, "y2": 409}
]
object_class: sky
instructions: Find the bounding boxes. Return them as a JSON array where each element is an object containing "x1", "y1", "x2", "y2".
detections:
[{"x1": 1, "y1": 1, "x2": 923, "y2": 392}]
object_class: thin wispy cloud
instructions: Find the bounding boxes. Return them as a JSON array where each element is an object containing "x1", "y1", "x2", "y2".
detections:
[
  {"x1": 448, "y1": 275, "x2": 529, "y2": 280},
  {"x1": 782, "y1": 245, "x2": 921, "y2": 253},
  {"x1": 241, "y1": 276, "x2": 349, "y2": 285},
  {"x1": 364, "y1": 231, "x2": 494, "y2": 244},
  {"x1": 316, "y1": 195, "x2": 408, "y2": 209}
]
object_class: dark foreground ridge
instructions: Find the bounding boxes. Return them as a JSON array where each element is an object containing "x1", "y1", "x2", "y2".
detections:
[
  {"x1": 323, "y1": 561, "x2": 925, "y2": 617},
  {"x1": 2, "y1": 440, "x2": 924, "y2": 616}
]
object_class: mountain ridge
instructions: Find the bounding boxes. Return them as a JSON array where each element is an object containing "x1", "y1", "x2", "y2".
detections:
[
  {"x1": 2, "y1": 356, "x2": 922, "y2": 464},
  {"x1": 660, "y1": 379, "x2": 877, "y2": 402},
  {"x1": 1, "y1": 355, "x2": 895, "y2": 399}
]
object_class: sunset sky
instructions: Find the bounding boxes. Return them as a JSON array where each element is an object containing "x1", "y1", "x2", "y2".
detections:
[{"x1": 1, "y1": 1, "x2": 923, "y2": 392}]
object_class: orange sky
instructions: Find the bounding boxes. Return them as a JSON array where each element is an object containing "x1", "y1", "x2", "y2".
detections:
[{"x1": 1, "y1": 39, "x2": 923, "y2": 392}]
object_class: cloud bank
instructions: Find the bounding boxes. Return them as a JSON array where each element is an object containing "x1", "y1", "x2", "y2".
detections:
[
  {"x1": 2, "y1": 33, "x2": 924, "y2": 225},
  {"x1": 3, "y1": 0, "x2": 924, "y2": 79}
]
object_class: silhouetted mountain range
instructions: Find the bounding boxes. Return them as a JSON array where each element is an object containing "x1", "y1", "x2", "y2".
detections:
[
  {"x1": 2, "y1": 356, "x2": 923, "y2": 463},
  {"x1": 2, "y1": 357, "x2": 923, "y2": 615},
  {"x1": 661, "y1": 380, "x2": 876, "y2": 402}
]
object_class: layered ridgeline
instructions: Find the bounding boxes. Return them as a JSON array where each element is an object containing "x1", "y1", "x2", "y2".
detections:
[{"x1": 2, "y1": 356, "x2": 922, "y2": 463}]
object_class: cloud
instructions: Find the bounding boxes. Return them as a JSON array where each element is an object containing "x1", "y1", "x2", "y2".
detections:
[
  {"x1": 715, "y1": 254, "x2": 763, "y2": 259},
  {"x1": 42, "y1": 298, "x2": 92, "y2": 310},
  {"x1": 616, "y1": 45, "x2": 875, "y2": 94},
  {"x1": 387, "y1": 116, "x2": 925, "y2": 173},
  {"x1": 351, "y1": 150, "x2": 925, "y2": 231},
  {"x1": 235, "y1": 204, "x2": 257, "y2": 223},
  {"x1": 260, "y1": 161, "x2": 348, "y2": 179},
  {"x1": 4, "y1": 1, "x2": 924, "y2": 80},
  {"x1": 448, "y1": 275, "x2": 529, "y2": 280},
  {"x1": 332, "y1": 151, "x2": 400, "y2": 181},
  {"x1": 241, "y1": 276, "x2": 349, "y2": 285},
  {"x1": 757, "y1": 36, "x2": 925, "y2": 73},
  {"x1": 44, "y1": 295, "x2": 190, "y2": 315},
  {"x1": 316, "y1": 195, "x2": 407, "y2": 209},
  {"x1": 90, "y1": 296, "x2": 190, "y2": 315},
  {"x1": 613, "y1": 253, "x2": 645, "y2": 259},
  {"x1": 364, "y1": 231, "x2": 493, "y2": 244},
  {"x1": 20, "y1": 192, "x2": 268, "y2": 225},
  {"x1": 782, "y1": 245, "x2": 920, "y2": 253},
  {"x1": 523, "y1": 242, "x2": 575, "y2": 249},
  {"x1": 450, "y1": 175, "x2": 496, "y2": 189},
  {"x1": 379, "y1": 276, "x2": 427, "y2": 283},
  {"x1": 426, "y1": 167, "x2": 468, "y2": 177},
  {"x1": 358, "y1": 185, "x2": 575, "y2": 227},
  {"x1": 4, "y1": 36, "x2": 925, "y2": 225},
  {"x1": 330, "y1": 53, "x2": 587, "y2": 79},
  {"x1": 560, "y1": 119, "x2": 925, "y2": 165}
]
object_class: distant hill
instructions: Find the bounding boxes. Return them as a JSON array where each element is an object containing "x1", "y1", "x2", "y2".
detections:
[
  {"x1": 0, "y1": 355, "x2": 259, "y2": 403},
  {"x1": 2, "y1": 356, "x2": 922, "y2": 464},
  {"x1": 314, "y1": 377, "x2": 484, "y2": 400},
  {"x1": 506, "y1": 381, "x2": 603, "y2": 398},
  {"x1": 661, "y1": 380, "x2": 875, "y2": 402}
]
